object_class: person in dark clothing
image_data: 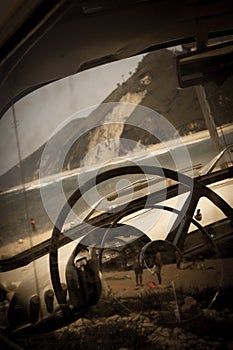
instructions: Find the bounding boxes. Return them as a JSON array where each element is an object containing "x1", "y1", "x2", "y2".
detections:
[
  {"x1": 154, "y1": 249, "x2": 162, "y2": 284},
  {"x1": 30, "y1": 218, "x2": 36, "y2": 232},
  {"x1": 175, "y1": 250, "x2": 182, "y2": 269},
  {"x1": 133, "y1": 254, "x2": 143, "y2": 286}
]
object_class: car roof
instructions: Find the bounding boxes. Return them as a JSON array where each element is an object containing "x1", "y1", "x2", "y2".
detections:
[{"x1": 0, "y1": 0, "x2": 233, "y2": 117}]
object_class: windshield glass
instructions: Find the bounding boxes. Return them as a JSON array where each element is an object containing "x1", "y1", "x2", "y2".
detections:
[{"x1": 0, "y1": 46, "x2": 233, "y2": 259}]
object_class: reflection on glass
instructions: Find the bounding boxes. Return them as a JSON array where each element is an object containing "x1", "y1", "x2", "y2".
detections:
[{"x1": 98, "y1": 226, "x2": 222, "y2": 325}]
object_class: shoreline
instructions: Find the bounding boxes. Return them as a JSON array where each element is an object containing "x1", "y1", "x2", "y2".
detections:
[{"x1": 1, "y1": 123, "x2": 233, "y2": 196}]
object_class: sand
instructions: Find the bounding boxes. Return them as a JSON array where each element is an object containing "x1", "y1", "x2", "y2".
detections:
[{"x1": 0, "y1": 229, "x2": 52, "y2": 258}]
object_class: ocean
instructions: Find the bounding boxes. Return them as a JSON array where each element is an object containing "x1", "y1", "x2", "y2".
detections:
[{"x1": 1, "y1": 130, "x2": 233, "y2": 249}]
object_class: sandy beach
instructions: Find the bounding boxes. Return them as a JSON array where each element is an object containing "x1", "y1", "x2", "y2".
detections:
[{"x1": 0, "y1": 229, "x2": 52, "y2": 258}]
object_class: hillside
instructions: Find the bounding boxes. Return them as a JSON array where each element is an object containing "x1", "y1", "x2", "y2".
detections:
[{"x1": 1, "y1": 48, "x2": 232, "y2": 190}]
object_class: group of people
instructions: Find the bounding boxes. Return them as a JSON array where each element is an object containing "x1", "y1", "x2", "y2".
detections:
[
  {"x1": 133, "y1": 249, "x2": 163, "y2": 287},
  {"x1": 133, "y1": 248, "x2": 182, "y2": 287}
]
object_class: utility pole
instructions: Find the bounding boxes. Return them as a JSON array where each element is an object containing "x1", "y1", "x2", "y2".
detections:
[{"x1": 195, "y1": 85, "x2": 222, "y2": 154}]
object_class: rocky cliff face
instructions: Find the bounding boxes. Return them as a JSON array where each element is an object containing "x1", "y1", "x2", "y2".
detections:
[{"x1": 80, "y1": 91, "x2": 147, "y2": 167}]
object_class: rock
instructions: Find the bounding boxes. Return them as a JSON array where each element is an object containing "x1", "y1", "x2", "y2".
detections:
[
  {"x1": 129, "y1": 312, "x2": 140, "y2": 322},
  {"x1": 204, "y1": 309, "x2": 218, "y2": 318},
  {"x1": 108, "y1": 314, "x2": 120, "y2": 322},
  {"x1": 178, "y1": 333, "x2": 187, "y2": 341},
  {"x1": 173, "y1": 327, "x2": 182, "y2": 337},
  {"x1": 75, "y1": 318, "x2": 84, "y2": 327},
  {"x1": 161, "y1": 329, "x2": 170, "y2": 337},
  {"x1": 82, "y1": 318, "x2": 93, "y2": 326},
  {"x1": 143, "y1": 321, "x2": 154, "y2": 328},
  {"x1": 180, "y1": 296, "x2": 197, "y2": 313}
]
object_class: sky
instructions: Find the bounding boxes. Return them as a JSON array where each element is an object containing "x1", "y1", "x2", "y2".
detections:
[{"x1": 0, "y1": 55, "x2": 143, "y2": 175}]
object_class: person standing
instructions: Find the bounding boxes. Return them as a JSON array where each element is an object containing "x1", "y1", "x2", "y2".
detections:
[
  {"x1": 154, "y1": 249, "x2": 162, "y2": 284},
  {"x1": 133, "y1": 253, "x2": 143, "y2": 286},
  {"x1": 175, "y1": 250, "x2": 182, "y2": 269},
  {"x1": 30, "y1": 218, "x2": 36, "y2": 232}
]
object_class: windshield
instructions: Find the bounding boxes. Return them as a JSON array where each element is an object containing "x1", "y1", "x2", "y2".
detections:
[{"x1": 0, "y1": 45, "x2": 233, "y2": 260}]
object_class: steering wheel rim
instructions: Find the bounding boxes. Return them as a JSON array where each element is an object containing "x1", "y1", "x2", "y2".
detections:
[
  {"x1": 49, "y1": 165, "x2": 232, "y2": 318},
  {"x1": 96, "y1": 204, "x2": 223, "y2": 324}
]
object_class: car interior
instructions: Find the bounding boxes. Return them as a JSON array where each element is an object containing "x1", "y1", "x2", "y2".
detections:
[{"x1": 0, "y1": 1, "x2": 233, "y2": 349}]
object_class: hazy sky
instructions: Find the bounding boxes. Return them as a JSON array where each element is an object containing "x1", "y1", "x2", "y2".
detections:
[{"x1": 0, "y1": 55, "x2": 143, "y2": 175}]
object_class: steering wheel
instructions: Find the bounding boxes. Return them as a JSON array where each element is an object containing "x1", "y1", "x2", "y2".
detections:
[
  {"x1": 49, "y1": 165, "x2": 233, "y2": 319},
  {"x1": 97, "y1": 202, "x2": 225, "y2": 323}
]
